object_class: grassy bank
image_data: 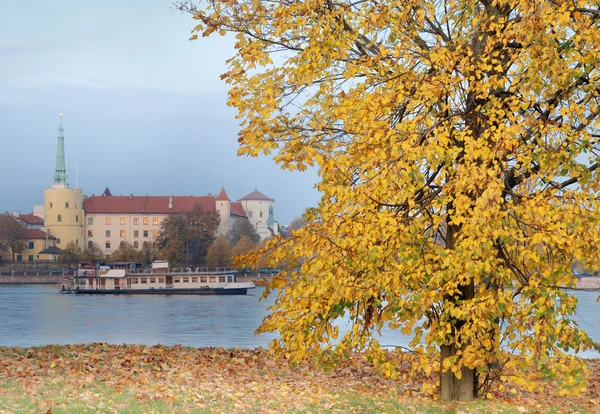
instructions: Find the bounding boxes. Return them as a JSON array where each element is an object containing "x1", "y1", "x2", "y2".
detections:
[{"x1": 0, "y1": 344, "x2": 598, "y2": 413}]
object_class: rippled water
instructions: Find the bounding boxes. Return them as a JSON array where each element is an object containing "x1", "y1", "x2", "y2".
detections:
[{"x1": 0, "y1": 285, "x2": 597, "y2": 357}]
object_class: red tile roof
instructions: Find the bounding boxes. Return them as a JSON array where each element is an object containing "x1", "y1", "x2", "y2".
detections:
[
  {"x1": 230, "y1": 202, "x2": 246, "y2": 218},
  {"x1": 83, "y1": 195, "x2": 216, "y2": 214},
  {"x1": 19, "y1": 213, "x2": 44, "y2": 225},
  {"x1": 238, "y1": 189, "x2": 274, "y2": 201},
  {"x1": 25, "y1": 229, "x2": 55, "y2": 240},
  {"x1": 216, "y1": 188, "x2": 230, "y2": 201}
]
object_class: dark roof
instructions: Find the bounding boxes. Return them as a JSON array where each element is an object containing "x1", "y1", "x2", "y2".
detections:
[
  {"x1": 102, "y1": 187, "x2": 113, "y2": 197},
  {"x1": 38, "y1": 246, "x2": 62, "y2": 255},
  {"x1": 216, "y1": 188, "x2": 230, "y2": 201},
  {"x1": 238, "y1": 189, "x2": 274, "y2": 201},
  {"x1": 83, "y1": 195, "x2": 216, "y2": 214},
  {"x1": 25, "y1": 229, "x2": 55, "y2": 240},
  {"x1": 19, "y1": 214, "x2": 44, "y2": 225},
  {"x1": 230, "y1": 202, "x2": 246, "y2": 218}
]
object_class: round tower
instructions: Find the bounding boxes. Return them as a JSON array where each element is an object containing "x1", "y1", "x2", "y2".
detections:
[
  {"x1": 215, "y1": 187, "x2": 231, "y2": 237},
  {"x1": 43, "y1": 115, "x2": 85, "y2": 248}
]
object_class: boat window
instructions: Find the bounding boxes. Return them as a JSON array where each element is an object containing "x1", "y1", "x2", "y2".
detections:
[
  {"x1": 182, "y1": 277, "x2": 189, "y2": 283},
  {"x1": 209, "y1": 276, "x2": 217, "y2": 283},
  {"x1": 87, "y1": 279, "x2": 94, "y2": 285},
  {"x1": 192, "y1": 277, "x2": 198, "y2": 282},
  {"x1": 219, "y1": 276, "x2": 226, "y2": 283},
  {"x1": 174, "y1": 278, "x2": 180, "y2": 283},
  {"x1": 158, "y1": 278, "x2": 165, "y2": 283},
  {"x1": 227, "y1": 276, "x2": 233, "y2": 283},
  {"x1": 131, "y1": 278, "x2": 138, "y2": 284},
  {"x1": 200, "y1": 277, "x2": 207, "y2": 283},
  {"x1": 140, "y1": 278, "x2": 147, "y2": 284},
  {"x1": 150, "y1": 278, "x2": 156, "y2": 283}
]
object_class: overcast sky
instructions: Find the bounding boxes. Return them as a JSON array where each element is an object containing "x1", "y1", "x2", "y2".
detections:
[{"x1": 0, "y1": 0, "x2": 319, "y2": 224}]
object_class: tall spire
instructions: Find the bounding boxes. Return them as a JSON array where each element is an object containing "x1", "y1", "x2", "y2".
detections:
[{"x1": 53, "y1": 113, "x2": 68, "y2": 187}]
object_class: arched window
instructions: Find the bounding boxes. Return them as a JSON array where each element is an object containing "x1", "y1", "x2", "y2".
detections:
[
  {"x1": 133, "y1": 241, "x2": 139, "y2": 249},
  {"x1": 260, "y1": 211, "x2": 263, "y2": 218},
  {"x1": 49, "y1": 202, "x2": 53, "y2": 208},
  {"x1": 88, "y1": 241, "x2": 93, "y2": 248},
  {"x1": 57, "y1": 215, "x2": 62, "y2": 222},
  {"x1": 76, "y1": 215, "x2": 79, "y2": 222},
  {"x1": 65, "y1": 202, "x2": 69, "y2": 208}
]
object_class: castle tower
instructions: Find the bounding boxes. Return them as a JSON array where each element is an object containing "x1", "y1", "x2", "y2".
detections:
[
  {"x1": 215, "y1": 187, "x2": 231, "y2": 237},
  {"x1": 43, "y1": 114, "x2": 84, "y2": 249}
]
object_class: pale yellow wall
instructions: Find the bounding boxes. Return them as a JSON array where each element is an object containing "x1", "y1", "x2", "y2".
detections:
[
  {"x1": 43, "y1": 188, "x2": 84, "y2": 249},
  {"x1": 216, "y1": 200, "x2": 230, "y2": 237},
  {"x1": 84, "y1": 213, "x2": 166, "y2": 255},
  {"x1": 16, "y1": 238, "x2": 56, "y2": 262}
]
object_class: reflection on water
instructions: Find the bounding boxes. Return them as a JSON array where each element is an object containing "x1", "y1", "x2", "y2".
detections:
[{"x1": 0, "y1": 285, "x2": 597, "y2": 357}]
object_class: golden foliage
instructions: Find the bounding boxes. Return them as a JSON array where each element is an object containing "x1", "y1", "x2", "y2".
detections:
[{"x1": 180, "y1": 0, "x2": 600, "y2": 397}]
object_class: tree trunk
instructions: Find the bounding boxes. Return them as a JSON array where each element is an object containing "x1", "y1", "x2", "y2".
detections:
[
  {"x1": 440, "y1": 344, "x2": 476, "y2": 401},
  {"x1": 440, "y1": 223, "x2": 477, "y2": 401}
]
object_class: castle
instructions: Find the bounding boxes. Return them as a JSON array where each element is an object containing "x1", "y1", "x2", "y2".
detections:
[{"x1": 9, "y1": 116, "x2": 279, "y2": 262}]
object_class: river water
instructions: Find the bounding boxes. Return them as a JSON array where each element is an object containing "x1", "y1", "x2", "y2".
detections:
[{"x1": 0, "y1": 285, "x2": 598, "y2": 358}]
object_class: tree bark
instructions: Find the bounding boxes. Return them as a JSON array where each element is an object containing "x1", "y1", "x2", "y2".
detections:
[{"x1": 439, "y1": 223, "x2": 477, "y2": 401}]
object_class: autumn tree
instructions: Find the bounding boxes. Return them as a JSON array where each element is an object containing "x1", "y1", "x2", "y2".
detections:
[
  {"x1": 82, "y1": 242, "x2": 104, "y2": 264},
  {"x1": 205, "y1": 236, "x2": 233, "y2": 268},
  {"x1": 108, "y1": 241, "x2": 145, "y2": 263},
  {"x1": 59, "y1": 241, "x2": 82, "y2": 268},
  {"x1": 156, "y1": 205, "x2": 220, "y2": 266},
  {"x1": 228, "y1": 218, "x2": 260, "y2": 246},
  {"x1": 232, "y1": 235, "x2": 258, "y2": 270},
  {"x1": 180, "y1": 0, "x2": 600, "y2": 401},
  {"x1": 0, "y1": 214, "x2": 26, "y2": 263}
]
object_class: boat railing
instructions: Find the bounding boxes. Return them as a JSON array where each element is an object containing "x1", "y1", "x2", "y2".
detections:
[{"x1": 125, "y1": 267, "x2": 237, "y2": 276}]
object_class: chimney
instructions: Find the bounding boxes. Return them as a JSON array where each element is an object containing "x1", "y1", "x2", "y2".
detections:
[
  {"x1": 129, "y1": 193, "x2": 133, "y2": 200},
  {"x1": 168, "y1": 196, "x2": 173, "y2": 210}
]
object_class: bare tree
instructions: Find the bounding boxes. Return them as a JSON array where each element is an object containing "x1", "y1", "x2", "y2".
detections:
[
  {"x1": 229, "y1": 218, "x2": 260, "y2": 245},
  {"x1": 59, "y1": 241, "x2": 82, "y2": 268},
  {"x1": 82, "y1": 242, "x2": 104, "y2": 264},
  {"x1": 0, "y1": 214, "x2": 25, "y2": 263}
]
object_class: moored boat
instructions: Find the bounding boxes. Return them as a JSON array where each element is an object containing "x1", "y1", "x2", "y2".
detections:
[{"x1": 60, "y1": 260, "x2": 255, "y2": 295}]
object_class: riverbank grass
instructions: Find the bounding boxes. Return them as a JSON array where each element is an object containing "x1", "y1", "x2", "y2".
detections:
[{"x1": 0, "y1": 344, "x2": 598, "y2": 413}]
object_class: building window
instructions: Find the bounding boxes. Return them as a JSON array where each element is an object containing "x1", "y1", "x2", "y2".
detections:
[
  {"x1": 76, "y1": 239, "x2": 79, "y2": 245},
  {"x1": 134, "y1": 230, "x2": 139, "y2": 238},
  {"x1": 88, "y1": 230, "x2": 93, "y2": 237},
  {"x1": 143, "y1": 218, "x2": 149, "y2": 225},
  {"x1": 133, "y1": 241, "x2": 139, "y2": 248},
  {"x1": 88, "y1": 217, "x2": 94, "y2": 225},
  {"x1": 105, "y1": 241, "x2": 111, "y2": 249},
  {"x1": 76, "y1": 215, "x2": 79, "y2": 222},
  {"x1": 105, "y1": 217, "x2": 111, "y2": 225},
  {"x1": 65, "y1": 202, "x2": 69, "y2": 208},
  {"x1": 49, "y1": 202, "x2": 53, "y2": 208},
  {"x1": 105, "y1": 230, "x2": 111, "y2": 238},
  {"x1": 260, "y1": 211, "x2": 263, "y2": 218},
  {"x1": 153, "y1": 218, "x2": 159, "y2": 225},
  {"x1": 134, "y1": 218, "x2": 139, "y2": 225},
  {"x1": 120, "y1": 230, "x2": 126, "y2": 238},
  {"x1": 16, "y1": 255, "x2": 22, "y2": 263},
  {"x1": 28, "y1": 255, "x2": 34, "y2": 262},
  {"x1": 88, "y1": 241, "x2": 93, "y2": 248},
  {"x1": 57, "y1": 215, "x2": 62, "y2": 222},
  {"x1": 143, "y1": 230, "x2": 148, "y2": 238},
  {"x1": 152, "y1": 230, "x2": 158, "y2": 238},
  {"x1": 28, "y1": 241, "x2": 34, "y2": 249},
  {"x1": 143, "y1": 241, "x2": 150, "y2": 249},
  {"x1": 56, "y1": 238, "x2": 61, "y2": 244},
  {"x1": 120, "y1": 217, "x2": 125, "y2": 225}
]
